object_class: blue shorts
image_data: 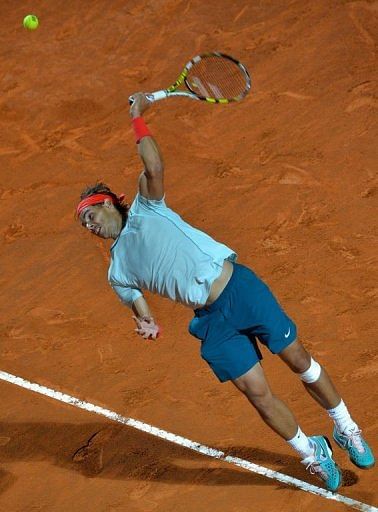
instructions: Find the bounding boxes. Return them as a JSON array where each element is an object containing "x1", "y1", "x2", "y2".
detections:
[{"x1": 188, "y1": 263, "x2": 297, "y2": 382}]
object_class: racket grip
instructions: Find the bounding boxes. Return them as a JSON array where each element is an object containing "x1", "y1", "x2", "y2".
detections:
[
  {"x1": 128, "y1": 91, "x2": 167, "y2": 105},
  {"x1": 147, "y1": 90, "x2": 168, "y2": 102}
]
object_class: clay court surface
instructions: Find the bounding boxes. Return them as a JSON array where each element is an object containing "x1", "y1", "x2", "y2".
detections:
[{"x1": 1, "y1": 0, "x2": 377, "y2": 510}]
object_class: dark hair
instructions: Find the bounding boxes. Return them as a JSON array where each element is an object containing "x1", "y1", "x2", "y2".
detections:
[{"x1": 80, "y1": 182, "x2": 130, "y2": 218}]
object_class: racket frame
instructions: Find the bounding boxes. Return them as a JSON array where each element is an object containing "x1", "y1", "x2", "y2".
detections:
[{"x1": 143, "y1": 52, "x2": 251, "y2": 104}]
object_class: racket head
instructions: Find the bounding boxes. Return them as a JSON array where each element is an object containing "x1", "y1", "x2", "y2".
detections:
[{"x1": 181, "y1": 52, "x2": 251, "y2": 103}]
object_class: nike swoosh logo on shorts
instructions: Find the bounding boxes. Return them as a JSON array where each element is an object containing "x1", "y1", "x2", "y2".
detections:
[{"x1": 284, "y1": 328, "x2": 291, "y2": 338}]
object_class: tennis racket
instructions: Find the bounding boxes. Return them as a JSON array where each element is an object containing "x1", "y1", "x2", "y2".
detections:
[{"x1": 129, "y1": 52, "x2": 251, "y2": 104}]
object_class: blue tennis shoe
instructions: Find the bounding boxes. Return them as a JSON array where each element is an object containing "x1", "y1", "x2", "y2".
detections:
[
  {"x1": 333, "y1": 427, "x2": 375, "y2": 469},
  {"x1": 302, "y1": 436, "x2": 342, "y2": 492}
]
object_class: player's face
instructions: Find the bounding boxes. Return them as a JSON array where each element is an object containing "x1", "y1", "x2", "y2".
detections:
[{"x1": 80, "y1": 202, "x2": 122, "y2": 240}]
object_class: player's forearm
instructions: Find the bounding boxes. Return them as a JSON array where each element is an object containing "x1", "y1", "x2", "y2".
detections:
[
  {"x1": 132, "y1": 296, "x2": 161, "y2": 339},
  {"x1": 130, "y1": 93, "x2": 164, "y2": 177},
  {"x1": 137, "y1": 135, "x2": 164, "y2": 178},
  {"x1": 132, "y1": 295, "x2": 154, "y2": 320}
]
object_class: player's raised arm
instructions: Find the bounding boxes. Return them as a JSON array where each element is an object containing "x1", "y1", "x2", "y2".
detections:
[{"x1": 130, "y1": 92, "x2": 164, "y2": 201}]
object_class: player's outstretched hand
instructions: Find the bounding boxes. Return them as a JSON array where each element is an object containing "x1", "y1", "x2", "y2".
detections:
[
  {"x1": 132, "y1": 315, "x2": 160, "y2": 340},
  {"x1": 129, "y1": 92, "x2": 151, "y2": 118}
]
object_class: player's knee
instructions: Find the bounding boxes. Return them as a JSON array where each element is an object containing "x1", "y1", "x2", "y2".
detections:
[
  {"x1": 254, "y1": 396, "x2": 276, "y2": 416},
  {"x1": 245, "y1": 387, "x2": 274, "y2": 413},
  {"x1": 280, "y1": 340, "x2": 313, "y2": 374},
  {"x1": 299, "y1": 357, "x2": 322, "y2": 384}
]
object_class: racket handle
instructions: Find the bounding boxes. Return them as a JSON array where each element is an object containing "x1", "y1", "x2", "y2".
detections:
[
  {"x1": 129, "y1": 90, "x2": 167, "y2": 105},
  {"x1": 147, "y1": 90, "x2": 168, "y2": 102}
]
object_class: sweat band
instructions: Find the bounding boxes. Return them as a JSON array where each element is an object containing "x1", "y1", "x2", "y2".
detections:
[
  {"x1": 76, "y1": 193, "x2": 125, "y2": 218},
  {"x1": 132, "y1": 116, "x2": 151, "y2": 143}
]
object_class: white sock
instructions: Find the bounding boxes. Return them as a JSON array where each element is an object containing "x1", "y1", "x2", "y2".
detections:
[
  {"x1": 287, "y1": 427, "x2": 314, "y2": 459},
  {"x1": 327, "y1": 399, "x2": 359, "y2": 434}
]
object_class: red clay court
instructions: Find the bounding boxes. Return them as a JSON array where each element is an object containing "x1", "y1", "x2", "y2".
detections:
[{"x1": 1, "y1": 1, "x2": 377, "y2": 511}]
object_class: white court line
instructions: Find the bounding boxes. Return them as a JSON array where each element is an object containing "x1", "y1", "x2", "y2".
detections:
[{"x1": 0, "y1": 370, "x2": 376, "y2": 512}]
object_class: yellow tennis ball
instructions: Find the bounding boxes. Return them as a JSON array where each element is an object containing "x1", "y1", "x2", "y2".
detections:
[{"x1": 23, "y1": 14, "x2": 39, "y2": 31}]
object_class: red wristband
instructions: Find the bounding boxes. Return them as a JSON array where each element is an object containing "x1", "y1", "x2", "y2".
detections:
[{"x1": 132, "y1": 116, "x2": 151, "y2": 144}]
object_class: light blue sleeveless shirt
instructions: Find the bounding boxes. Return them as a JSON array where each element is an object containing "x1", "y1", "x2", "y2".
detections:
[{"x1": 108, "y1": 194, "x2": 237, "y2": 309}]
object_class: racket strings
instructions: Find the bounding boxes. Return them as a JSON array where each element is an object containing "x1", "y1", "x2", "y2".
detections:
[{"x1": 187, "y1": 56, "x2": 248, "y2": 100}]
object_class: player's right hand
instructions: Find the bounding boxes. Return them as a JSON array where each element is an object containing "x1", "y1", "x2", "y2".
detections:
[{"x1": 129, "y1": 92, "x2": 151, "y2": 118}]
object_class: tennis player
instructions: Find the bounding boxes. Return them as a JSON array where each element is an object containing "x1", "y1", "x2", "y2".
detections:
[{"x1": 76, "y1": 93, "x2": 374, "y2": 491}]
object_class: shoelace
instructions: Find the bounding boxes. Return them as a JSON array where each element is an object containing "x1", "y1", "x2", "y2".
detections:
[
  {"x1": 305, "y1": 460, "x2": 328, "y2": 480},
  {"x1": 344, "y1": 428, "x2": 365, "y2": 454}
]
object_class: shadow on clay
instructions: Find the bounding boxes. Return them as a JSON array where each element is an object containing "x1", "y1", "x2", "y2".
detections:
[
  {"x1": 0, "y1": 422, "x2": 364, "y2": 497},
  {"x1": 0, "y1": 468, "x2": 16, "y2": 496}
]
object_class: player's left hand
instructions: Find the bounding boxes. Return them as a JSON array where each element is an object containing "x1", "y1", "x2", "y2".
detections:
[{"x1": 132, "y1": 315, "x2": 160, "y2": 340}]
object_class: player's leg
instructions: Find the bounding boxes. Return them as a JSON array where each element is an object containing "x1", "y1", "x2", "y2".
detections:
[
  {"x1": 231, "y1": 259, "x2": 375, "y2": 472},
  {"x1": 190, "y1": 304, "x2": 315, "y2": 459},
  {"x1": 279, "y1": 339, "x2": 375, "y2": 469},
  {"x1": 278, "y1": 339, "x2": 340, "y2": 409},
  {"x1": 190, "y1": 264, "x2": 341, "y2": 490},
  {"x1": 232, "y1": 362, "x2": 299, "y2": 440},
  {"x1": 232, "y1": 362, "x2": 342, "y2": 491}
]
